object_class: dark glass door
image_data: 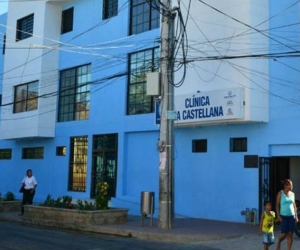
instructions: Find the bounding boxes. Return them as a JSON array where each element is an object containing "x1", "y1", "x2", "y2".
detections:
[{"x1": 91, "y1": 134, "x2": 118, "y2": 198}]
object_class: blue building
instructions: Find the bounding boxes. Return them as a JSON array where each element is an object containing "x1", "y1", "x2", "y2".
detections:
[{"x1": 0, "y1": 0, "x2": 299, "y2": 223}]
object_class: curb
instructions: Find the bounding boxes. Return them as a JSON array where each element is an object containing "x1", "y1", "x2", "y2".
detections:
[{"x1": 0, "y1": 214, "x2": 242, "y2": 243}]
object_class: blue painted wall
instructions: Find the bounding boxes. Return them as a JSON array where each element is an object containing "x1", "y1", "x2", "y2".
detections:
[
  {"x1": 0, "y1": 13, "x2": 6, "y2": 123},
  {"x1": 1, "y1": 1, "x2": 300, "y2": 223}
]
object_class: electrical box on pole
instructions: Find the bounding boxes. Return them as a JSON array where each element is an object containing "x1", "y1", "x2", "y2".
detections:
[{"x1": 146, "y1": 72, "x2": 160, "y2": 96}]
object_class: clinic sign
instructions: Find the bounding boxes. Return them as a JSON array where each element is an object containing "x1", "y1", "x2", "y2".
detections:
[{"x1": 175, "y1": 88, "x2": 244, "y2": 125}]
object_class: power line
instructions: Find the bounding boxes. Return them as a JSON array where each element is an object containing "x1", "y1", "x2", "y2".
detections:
[{"x1": 198, "y1": 0, "x2": 299, "y2": 53}]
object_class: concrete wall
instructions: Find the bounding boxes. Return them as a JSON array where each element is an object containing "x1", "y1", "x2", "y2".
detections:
[{"x1": 0, "y1": 1, "x2": 59, "y2": 139}]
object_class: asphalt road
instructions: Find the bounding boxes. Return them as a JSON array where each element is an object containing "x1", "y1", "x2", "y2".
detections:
[{"x1": 1, "y1": 221, "x2": 300, "y2": 250}]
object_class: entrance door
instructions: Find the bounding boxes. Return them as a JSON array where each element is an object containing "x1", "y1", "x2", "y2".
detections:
[
  {"x1": 259, "y1": 157, "x2": 290, "y2": 216},
  {"x1": 91, "y1": 134, "x2": 118, "y2": 198},
  {"x1": 271, "y1": 157, "x2": 290, "y2": 199}
]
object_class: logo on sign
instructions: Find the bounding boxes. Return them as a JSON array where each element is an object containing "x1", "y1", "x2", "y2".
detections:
[
  {"x1": 227, "y1": 108, "x2": 233, "y2": 115},
  {"x1": 227, "y1": 100, "x2": 233, "y2": 106},
  {"x1": 224, "y1": 90, "x2": 236, "y2": 99}
]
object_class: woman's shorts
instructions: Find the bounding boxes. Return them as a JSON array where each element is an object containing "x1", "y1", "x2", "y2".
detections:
[
  {"x1": 280, "y1": 215, "x2": 295, "y2": 233},
  {"x1": 262, "y1": 232, "x2": 275, "y2": 245}
]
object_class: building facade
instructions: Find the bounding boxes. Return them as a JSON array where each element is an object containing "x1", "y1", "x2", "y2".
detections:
[{"x1": 0, "y1": 0, "x2": 299, "y2": 223}]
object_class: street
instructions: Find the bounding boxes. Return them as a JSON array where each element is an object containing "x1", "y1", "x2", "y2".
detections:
[{"x1": 1, "y1": 221, "x2": 300, "y2": 250}]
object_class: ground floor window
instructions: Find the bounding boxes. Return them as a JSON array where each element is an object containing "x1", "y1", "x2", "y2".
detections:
[
  {"x1": 230, "y1": 137, "x2": 247, "y2": 152},
  {"x1": 192, "y1": 139, "x2": 207, "y2": 153},
  {"x1": 0, "y1": 149, "x2": 12, "y2": 159},
  {"x1": 22, "y1": 147, "x2": 43, "y2": 159},
  {"x1": 56, "y1": 146, "x2": 66, "y2": 156},
  {"x1": 68, "y1": 136, "x2": 88, "y2": 192}
]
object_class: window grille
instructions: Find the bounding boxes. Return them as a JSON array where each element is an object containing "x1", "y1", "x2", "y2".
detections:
[
  {"x1": 22, "y1": 147, "x2": 44, "y2": 159},
  {"x1": 16, "y1": 14, "x2": 34, "y2": 41},
  {"x1": 68, "y1": 137, "x2": 88, "y2": 192},
  {"x1": 0, "y1": 149, "x2": 12, "y2": 160},
  {"x1": 127, "y1": 47, "x2": 159, "y2": 115},
  {"x1": 58, "y1": 64, "x2": 91, "y2": 122},
  {"x1": 103, "y1": 0, "x2": 118, "y2": 19},
  {"x1": 61, "y1": 7, "x2": 74, "y2": 34},
  {"x1": 230, "y1": 137, "x2": 247, "y2": 152},
  {"x1": 130, "y1": 0, "x2": 159, "y2": 35},
  {"x1": 192, "y1": 139, "x2": 207, "y2": 153}
]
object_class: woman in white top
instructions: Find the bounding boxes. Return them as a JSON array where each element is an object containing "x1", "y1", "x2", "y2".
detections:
[{"x1": 20, "y1": 169, "x2": 38, "y2": 215}]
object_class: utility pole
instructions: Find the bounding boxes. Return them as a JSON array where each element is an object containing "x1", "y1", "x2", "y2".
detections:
[{"x1": 158, "y1": 0, "x2": 176, "y2": 229}]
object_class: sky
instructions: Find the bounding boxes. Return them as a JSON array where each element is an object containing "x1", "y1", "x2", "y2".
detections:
[{"x1": 0, "y1": 2, "x2": 7, "y2": 15}]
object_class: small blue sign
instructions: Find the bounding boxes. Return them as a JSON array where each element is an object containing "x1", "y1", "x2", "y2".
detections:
[{"x1": 155, "y1": 98, "x2": 161, "y2": 125}]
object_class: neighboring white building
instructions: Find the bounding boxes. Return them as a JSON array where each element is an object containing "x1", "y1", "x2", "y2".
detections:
[{"x1": 0, "y1": 0, "x2": 300, "y2": 223}]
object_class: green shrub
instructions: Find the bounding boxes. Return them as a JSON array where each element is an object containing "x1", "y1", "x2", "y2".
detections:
[
  {"x1": 0, "y1": 191, "x2": 15, "y2": 201},
  {"x1": 40, "y1": 182, "x2": 110, "y2": 211},
  {"x1": 3, "y1": 191, "x2": 15, "y2": 201},
  {"x1": 77, "y1": 182, "x2": 109, "y2": 210},
  {"x1": 41, "y1": 195, "x2": 73, "y2": 208},
  {"x1": 77, "y1": 199, "x2": 96, "y2": 210}
]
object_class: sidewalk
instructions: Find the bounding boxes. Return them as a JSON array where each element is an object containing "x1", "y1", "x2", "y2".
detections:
[
  {"x1": 0, "y1": 212, "x2": 259, "y2": 243},
  {"x1": 90, "y1": 215, "x2": 259, "y2": 243}
]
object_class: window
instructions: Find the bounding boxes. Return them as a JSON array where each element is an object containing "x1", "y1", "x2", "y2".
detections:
[
  {"x1": 56, "y1": 146, "x2": 66, "y2": 156},
  {"x1": 13, "y1": 81, "x2": 38, "y2": 113},
  {"x1": 103, "y1": 0, "x2": 118, "y2": 19},
  {"x1": 230, "y1": 137, "x2": 247, "y2": 152},
  {"x1": 130, "y1": 0, "x2": 159, "y2": 35},
  {"x1": 68, "y1": 137, "x2": 88, "y2": 192},
  {"x1": 16, "y1": 14, "x2": 34, "y2": 41},
  {"x1": 22, "y1": 147, "x2": 44, "y2": 159},
  {"x1": 192, "y1": 139, "x2": 207, "y2": 153},
  {"x1": 128, "y1": 47, "x2": 159, "y2": 115},
  {"x1": 0, "y1": 149, "x2": 12, "y2": 160},
  {"x1": 61, "y1": 7, "x2": 74, "y2": 34},
  {"x1": 58, "y1": 64, "x2": 91, "y2": 122},
  {"x1": 244, "y1": 155, "x2": 258, "y2": 168},
  {"x1": 2, "y1": 34, "x2": 6, "y2": 54}
]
